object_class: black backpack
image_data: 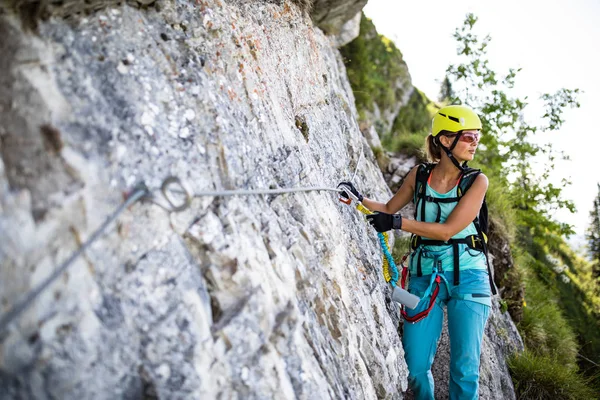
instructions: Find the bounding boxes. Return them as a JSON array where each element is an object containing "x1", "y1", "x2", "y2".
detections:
[{"x1": 411, "y1": 163, "x2": 496, "y2": 294}]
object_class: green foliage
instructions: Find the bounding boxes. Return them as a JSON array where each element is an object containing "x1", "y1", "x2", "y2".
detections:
[
  {"x1": 508, "y1": 350, "x2": 599, "y2": 400},
  {"x1": 438, "y1": 75, "x2": 455, "y2": 103},
  {"x1": 541, "y1": 89, "x2": 582, "y2": 131},
  {"x1": 510, "y1": 228, "x2": 600, "y2": 387},
  {"x1": 371, "y1": 145, "x2": 384, "y2": 160},
  {"x1": 551, "y1": 244, "x2": 600, "y2": 385},
  {"x1": 483, "y1": 170, "x2": 518, "y2": 242},
  {"x1": 499, "y1": 299, "x2": 508, "y2": 313},
  {"x1": 518, "y1": 264, "x2": 579, "y2": 365},
  {"x1": 391, "y1": 233, "x2": 412, "y2": 261},
  {"x1": 340, "y1": 15, "x2": 409, "y2": 117},
  {"x1": 587, "y1": 184, "x2": 600, "y2": 276},
  {"x1": 370, "y1": 145, "x2": 390, "y2": 171},
  {"x1": 484, "y1": 180, "x2": 527, "y2": 321},
  {"x1": 502, "y1": 263, "x2": 526, "y2": 321},
  {"x1": 391, "y1": 88, "x2": 433, "y2": 135},
  {"x1": 443, "y1": 13, "x2": 580, "y2": 239},
  {"x1": 340, "y1": 14, "x2": 436, "y2": 159},
  {"x1": 381, "y1": 130, "x2": 427, "y2": 161},
  {"x1": 380, "y1": 88, "x2": 434, "y2": 158}
]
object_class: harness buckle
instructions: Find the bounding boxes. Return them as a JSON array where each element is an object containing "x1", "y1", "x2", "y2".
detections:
[{"x1": 467, "y1": 234, "x2": 485, "y2": 251}]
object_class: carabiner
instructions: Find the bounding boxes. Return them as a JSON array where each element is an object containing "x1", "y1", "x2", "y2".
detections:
[{"x1": 337, "y1": 183, "x2": 359, "y2": 205}]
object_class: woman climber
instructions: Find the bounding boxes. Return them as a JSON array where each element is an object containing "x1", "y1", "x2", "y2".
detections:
[{"x1": 339, "y1": 105, "x2": 493, "y2": 400}]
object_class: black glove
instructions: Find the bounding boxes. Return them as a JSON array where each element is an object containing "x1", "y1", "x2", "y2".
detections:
[
  {"x1": 366, "y1": 212, "x2": 402, "y2": 232},
  {"x1": 337, "y1": 181, "x2": 363, "y2": 202}
]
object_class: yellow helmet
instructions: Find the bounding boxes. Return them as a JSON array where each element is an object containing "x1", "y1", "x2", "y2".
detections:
[{"x1": 431, "y1": 105, "x2": 482, "y2": 136}]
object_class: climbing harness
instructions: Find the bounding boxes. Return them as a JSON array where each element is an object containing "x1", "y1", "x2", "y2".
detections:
[
  {"x1": 412, "y1": 162, "x2": 496, "y2": 295},
  {"x1": 394, "y1": 253, "x2": 447, "y2": 323},
  {"x1": 387, "y1": 160, "x2": 498, "y2": 323}
]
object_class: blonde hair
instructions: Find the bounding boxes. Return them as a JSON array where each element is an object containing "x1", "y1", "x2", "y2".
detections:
[
  {"x1": 426, "y1": 130, "x2": 458, "y2": 162},
  {"x1": 426, "y1": 134, "x2": 442, "y2": 162}
]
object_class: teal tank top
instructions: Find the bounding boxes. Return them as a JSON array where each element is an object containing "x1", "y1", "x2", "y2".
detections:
[{"x1": 409, "y1": 180, "x2": 487, "y2": 275}]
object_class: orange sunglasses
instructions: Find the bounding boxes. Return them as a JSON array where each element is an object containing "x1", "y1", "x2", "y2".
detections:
[{"x1": 446, "y1": 132, "x2": 481, "y2": 143}]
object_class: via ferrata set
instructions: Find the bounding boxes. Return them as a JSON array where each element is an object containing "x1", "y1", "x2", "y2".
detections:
[
  {"x1": 337, "y1": 184, "x2": 420, "y2": 311},
  {"x1": 1, "y1": 176, "x2": 422, "y2": 335}
]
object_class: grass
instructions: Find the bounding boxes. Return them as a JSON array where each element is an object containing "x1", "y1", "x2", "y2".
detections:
[
  {"x1": 391, "y1": 233, "x2": 413, "y2": 263},
  {"x1": 370, "y1": 145, "x2": 390, "y2": 172},
  {"x1": 518, "y1": 264, "x2": 579, "y2": 366},
  {"x1": 508, "y1": 350, "x2": 599, "y2": 400},
  {"x1": 340, "y1": 15, "x2": 409, "y2": 116},
  {"x1": 484, "y1": 172, "x2": 518, "y2": 243},
  {"x1": 381, "y1": 129, "x2": 428, "y2": 161},
  {"x1": 509, "y1": 228, "x2": 600, "y2": 395},
  {"x1": 548, "y1": 245, "x2": 600, "y2": 387},
  {"x1": 381, "y1": 88, "x2": 435, "y2": 159},
  {"x1": 391, "y1": 88, "x2": 434, "y2": 136}
]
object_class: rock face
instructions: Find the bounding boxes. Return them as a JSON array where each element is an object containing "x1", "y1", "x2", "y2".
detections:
[
  {"x1": 338, "y1": 15, "x2": 414, "y2": 149},
  {"x1": 310, "y1": 0, "x2": 368, "y2": 35},
  {"x1": 0, "y1": 1, "x2": 522, "y2": 399},
  {"x1": 0, "y1": 1, "x2": 407, "y2": 398},
  {"x1": 334, "y1": 11, "x2": 362, "y2": 47},
  {"x1": 381, "y1": 152, "x2": 416, "y2": 193}
]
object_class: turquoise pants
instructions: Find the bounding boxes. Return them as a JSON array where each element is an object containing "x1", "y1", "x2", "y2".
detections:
[{"x1": 402, "y1": 269, "x2": 491, "y2": 400}]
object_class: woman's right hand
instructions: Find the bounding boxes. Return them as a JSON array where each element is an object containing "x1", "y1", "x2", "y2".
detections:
[{"x1": 337, "y1": 181, "x2": 364, "y2": 203}]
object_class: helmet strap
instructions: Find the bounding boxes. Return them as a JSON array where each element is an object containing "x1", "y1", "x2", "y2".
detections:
[
  {"x1": 440, "y1": 132, "x2": 465, "y2": 172},
  {"x1": 448, "y1": 132, "x2": 462, "y2": 151}
]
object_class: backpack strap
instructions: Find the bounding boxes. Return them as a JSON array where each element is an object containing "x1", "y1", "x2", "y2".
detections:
[
  {"x1": 413, "y1": 164, "x2": 496, "y2": 293},
  {"x1": 454, "y1": 168, "x2": 481, "y2": 286},
  {"x1": 413, "y1": 163, "x2": 435, "y2": 277},
  {"x1": 413, "y1": 163, "x2": 435, "y2": 218},
  {"x1": 457, "y1": 167, "x2": 483, "y2": 232},
  {"x1": 457, "y1": 168, "x2": 497, "y2": 294},
  {"x1": 457, "y1": 167, "x2": 481, "y2": 197}
]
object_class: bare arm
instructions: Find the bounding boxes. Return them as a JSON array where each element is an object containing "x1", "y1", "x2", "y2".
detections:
[
  {"x1": 400, "y1": 174, "x2": 489, "y2": 241},
  {"x1": 361, "y1": 166, "x2": 419, "y2": 213}
]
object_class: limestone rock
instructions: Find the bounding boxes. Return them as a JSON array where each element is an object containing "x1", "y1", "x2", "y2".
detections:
[
  {"x1": 311, "y1": 0, "x2": 368, "y2": 35},
  {"x1": 0, "y1": 1, "x2": 408, "y2": 398},
  {"x1": 334, "y1": 11, "x2": 361, "y2": 47}
]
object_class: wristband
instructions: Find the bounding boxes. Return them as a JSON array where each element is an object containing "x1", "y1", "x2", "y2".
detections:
[{"x1": 392, "y1": 214, "x2": 402, "y2": 230}]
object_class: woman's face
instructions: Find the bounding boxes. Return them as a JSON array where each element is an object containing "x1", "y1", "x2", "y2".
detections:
[{"x1": 441, "y1": 130, "x2": 480, "y2": 162}]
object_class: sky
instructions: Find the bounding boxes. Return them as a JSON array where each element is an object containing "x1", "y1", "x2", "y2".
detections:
[{"x1": 363, "y1": 0, "x2": 600, "y2": 246}]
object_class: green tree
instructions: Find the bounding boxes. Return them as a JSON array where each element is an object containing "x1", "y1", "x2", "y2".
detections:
[
  {"x1": 438, "y1": 75, "x2": 455, "y2": 103},
  {"x1": 443, "y1": 13, "x2": 580, "y2": 239},
  {"x1": 587, "y1": 183, "x2": 600, "y2": 278}
]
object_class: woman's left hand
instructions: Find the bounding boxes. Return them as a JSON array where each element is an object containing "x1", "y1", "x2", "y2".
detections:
[{"x1": 366, "y1": 212, "x2": 402, "y2": 232}]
